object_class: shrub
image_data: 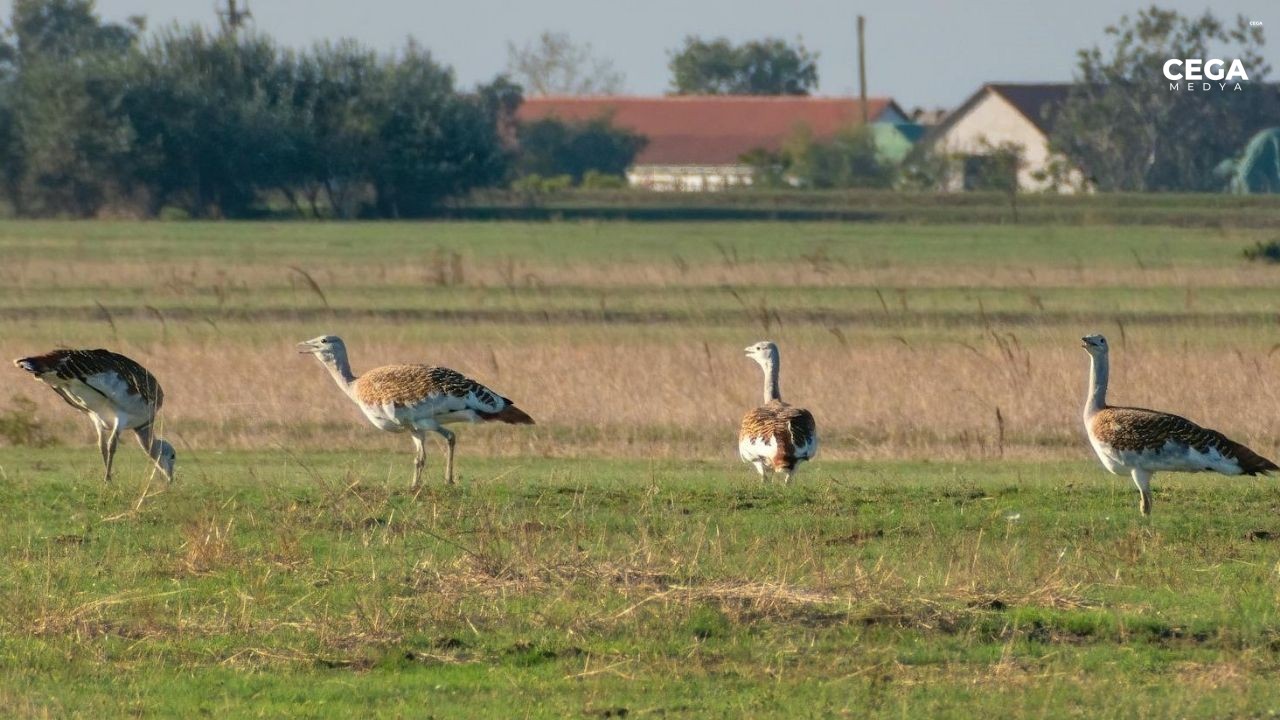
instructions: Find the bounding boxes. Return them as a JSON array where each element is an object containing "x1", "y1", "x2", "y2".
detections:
[
  {"x1": 511, "y1": 174, "x2": 574, "y2": 195},
  {"x1": 1242, "y1": 240, "x2": 1280, "y2": 263},
  {"x1": 580, "y1": 170, "x2": 628, "y2": 190},
  {"x1": 0, "y1": 395, "x2": 56, "y2": 447}
]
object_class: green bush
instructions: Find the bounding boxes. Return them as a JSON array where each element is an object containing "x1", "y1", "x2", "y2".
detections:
[
  {"x1": 1242, "y1": 239, "x2": 1280, "y2": 263},
  {"x1": 579, "y1": 170, "x2": 628, "y2": 190},
  {"x1": 511, "y1": 174, "x2": 574, "y2": 195},
  {"x1": 157, "y1": 206, "x2": 192, "y2": 221},
  {"x1": 0, "y1": 395, "x2": 56, "y2": 448}
]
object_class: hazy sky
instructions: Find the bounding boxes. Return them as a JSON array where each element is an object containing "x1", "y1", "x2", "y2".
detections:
[{"x1": 5, "y1": 0, "x2": 1278, "y2": 108}]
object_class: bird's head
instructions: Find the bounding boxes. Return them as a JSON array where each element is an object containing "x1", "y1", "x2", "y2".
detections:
[
  {"x1": 1081, "y1": 334, "x2": 1108, "y2": 356},
  {"x1": 744, "y1": 340, "x2": 778, "y2": 366},
  {"x1": 155, "y1": 439, "x2": 176, "y2": 482},
  {"x1": 297, "y1": 335, "x2": 345, "y2": 360}
]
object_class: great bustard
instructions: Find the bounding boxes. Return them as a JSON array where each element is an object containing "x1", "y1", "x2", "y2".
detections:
[
  {"x1": 297, "y1": 335, "x2": 534, "y2": 487},
  {"x1": 738, "y1": 341, "x2": 817, "y2": 483},
  {"x1": 1081, "y1": 334, "x2": 1277, "y2": 516},
  {"x1": 13, "y1": 349, "x2": 175, "y2": 482}
]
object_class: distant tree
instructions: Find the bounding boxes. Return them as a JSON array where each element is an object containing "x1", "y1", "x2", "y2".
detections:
[
  {"x1": 739, "y1": 147, "x2": 788, "y2": 188},
  {"x1": 669, "y1": 36, "x2": 818, "y2": 95},
  {"x1": 755, "y1": 124, "x2": 892, "y2": 189},
  {"x1": 506, "y1": 31, "x2": 623, "y2": 96},
  {"x1": 366, "y1": 41, "x2": 511, "y2": 217},
  {"x1": 120, "y1": 27, "x2": 296, "y2": 217},
  {"x1": 0, "y1": 0, "x2": 143, "y2": 216},
  {"x1": 515, "y1": 116, "x2": 646, "y2": 184},
  {"x1": 290, "y1": 40, "x2": 383, "y2": 217},
  {"x1": 808, "y1": 126, "x2": 893, "y2": 188},
  {"x1": 1051, "y1": 6, "x2": 1280, "y2": 191},
  {"x1": 0, "y1": 2, "x2": 516, "y2": 218}
]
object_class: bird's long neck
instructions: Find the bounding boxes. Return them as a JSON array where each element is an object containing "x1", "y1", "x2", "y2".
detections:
[
  {"x1": 134, "y1": 424, "x2": 164, "y2": 462},
  {"x1": 320, "y1": 348, "x2": 357, "y2": 397},
  {"x1": 760, "y1": 353, "x2": 781, "y2": 404},
  {"x1": 1085, "y1": 351, "x2": 1109, "y2": 419}
]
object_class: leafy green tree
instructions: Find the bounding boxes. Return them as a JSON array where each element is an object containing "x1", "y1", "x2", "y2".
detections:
[
  {"x1": 1051, "y1": 6, "x2": 1280, "y2": 191},
  {"x1": 120, "y1": 27, "x2": 296, "y2": 217},
  {"x1": 365, "y1": 41, "x2": 511, "y2": 217},
  {"x1": 758, "y1": 124, "x2": 893, "y2": 189},
  {"x1": 0, "y1": 0, "x2": 142, "y2": 216},
  {"x1": 0, "y1": 1, "x2": 516, "y2": 218},
  {"x1": 289, "y1": 40, "x2": 382, "y2": 217},
  {"x1": 669, "y1": 36, "x2": 818, "y2": 95},
  {"x1": 515, "y1": 116, "x2": 646, "y2": 183}
]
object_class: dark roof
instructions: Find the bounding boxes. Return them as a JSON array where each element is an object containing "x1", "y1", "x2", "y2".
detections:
[
  {"x1": 516, "y1": 96, "x2": 907, "y2": 165},
  {"x1": 927, "y1": 83, "x2": 1073, "y2": 144},
  {"x1": 987, "y1": 83, "x2": 1072, "y2": 134}
]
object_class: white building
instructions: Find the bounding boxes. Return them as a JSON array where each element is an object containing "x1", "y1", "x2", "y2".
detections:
[
  {"x1": 925, "y1": 83, "x2": 1088, "y2": 193},
  {"x1": 516, "y1": 95, "x2": 909, "y2": 191}
]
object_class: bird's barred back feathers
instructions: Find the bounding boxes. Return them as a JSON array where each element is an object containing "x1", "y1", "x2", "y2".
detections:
[
  {"x1": 14, "y1": 349, "x2": 164, "y2": 408},
  {"x1": 354, "y1": 364, "x2": 507, "y2": 410},
  {"x1": 739, "y1": 401, "x2": 816, "y2": 471},
  {"x1": 1090, "y1": 406, "x2": 1278, "y2": 475}
]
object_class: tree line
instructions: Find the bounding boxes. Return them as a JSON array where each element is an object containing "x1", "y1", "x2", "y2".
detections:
[
  {"x1": 0, "y1": 0, "x2": 519, "y2": 218},
  {"x1": 1, "y1": 1, "x2": 1274, "y2": 220}
]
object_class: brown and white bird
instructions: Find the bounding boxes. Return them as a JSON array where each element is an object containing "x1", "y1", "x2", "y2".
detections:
[
  {"x1": 738, "y1": 341, "x2": 817, "y2": 483},
  {"x1": 13, "y1": 349, "x2": 175, "y2": 482},
  {"x1": 297, "y1": 335, "x2": 533, "y2": 487},
  {"x1": 1081, "y1": 333, "x2": 1277, "y2": 516}
]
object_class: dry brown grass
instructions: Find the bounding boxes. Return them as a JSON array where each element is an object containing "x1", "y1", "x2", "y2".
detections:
[
  {"x1": 6, "y1": 256, "x2": 1280, "y2": 292},
  {"x1": 5, "y1": 331, "x2": 1279, "y2": 462},
  {"x1": 4, "y1": 224, "x2": 1279, "y2": 464}
]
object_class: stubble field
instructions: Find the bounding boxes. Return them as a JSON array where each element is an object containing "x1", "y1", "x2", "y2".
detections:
[{"x1": 2, "y1": 218, "x2": 1280, "y2": 717}]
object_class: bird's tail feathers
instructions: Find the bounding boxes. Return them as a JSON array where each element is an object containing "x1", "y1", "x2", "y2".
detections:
[
  {"x1": 1233, "y1": 441, "x2": 1279, "y2": 476},
  {"x1": 481, "y1": 404, "x2": 535, "y2": 425}
]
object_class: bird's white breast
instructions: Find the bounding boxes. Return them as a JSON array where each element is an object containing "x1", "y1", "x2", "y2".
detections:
[
  {"x1": 52, "y1": 373, "x2": 155, "y2": 428},
  {"x1": 1086, "y1": 432, "x2": 1126, "y2": 475}
]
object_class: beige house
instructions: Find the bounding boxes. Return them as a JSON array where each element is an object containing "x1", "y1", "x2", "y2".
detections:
[{"x1": 925, "y1": 83, "x2": 1088, "y2": 193}]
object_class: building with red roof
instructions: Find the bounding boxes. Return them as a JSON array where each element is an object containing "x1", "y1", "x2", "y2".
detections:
[{"x1": 516, "y1": 95, "x2": 908, "y2": 190}]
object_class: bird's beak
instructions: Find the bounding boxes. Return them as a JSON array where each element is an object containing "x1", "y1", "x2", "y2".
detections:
[
  {"x1": 1080, "y1": 337, "x2": 1090, "y2": 349},
  {"x1": 296, "y1": 342, "x2": 314, "y2": 354},
  {"x1": 743, "y1": 347, "x2": 753, "y2": 355}
]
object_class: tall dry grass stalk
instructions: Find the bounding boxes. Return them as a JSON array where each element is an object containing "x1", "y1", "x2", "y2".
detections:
[
  {"x1": 4, "y1": 257, "x2": 1280, "y2": 292},
  {"x1": 6, "y1": 334, "x2": 1279, "y2": 462}
]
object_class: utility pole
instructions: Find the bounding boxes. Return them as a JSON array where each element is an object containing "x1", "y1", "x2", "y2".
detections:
[
  {"x1": 217, "y1": 0, "x2": 252, "y2": 35},
  {"x1": 857, "y1": 15, "x2": 868, "y2": 123}
]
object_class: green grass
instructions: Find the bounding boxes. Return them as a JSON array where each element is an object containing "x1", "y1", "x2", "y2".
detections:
[
  {"x1": 460, "y1": 188, "x2": 1280, "y2": 227},
  {"x1": 4, "y1": 217, "x2": 1280, "y2": 715},
  {"x1": 3, "y1": 449, "x2": 1280, "y2": 717},
  {"x1": 0, "y1": 219, "x2": 1270, "y2": 265}
]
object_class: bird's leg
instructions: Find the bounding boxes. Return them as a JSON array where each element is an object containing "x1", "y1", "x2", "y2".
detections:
[
  {"x1": 410, "y1": 431, "x2": 427, "y2": 489},
  {"x1": 1131, "y1": 469, "x2": 1153, "y2": 517},
  {"x1": 782, "y1": 470, "x2": 795, "y2": 486},
  {"x1": 753, "y1": 461, "x2": 768, "y2": 483},
  {"x1": 103, "y1": 418, "x2": 120, "y2": 483},
  {"x1": 436, "y1": 428, "x2": 457, "y2": 485},
  {"x1": 92, "y1": 417, "x2": 110, "y2": 472}
]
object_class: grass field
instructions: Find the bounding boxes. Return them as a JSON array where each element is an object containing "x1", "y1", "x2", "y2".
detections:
[{"x1": 3, "y1": 219, "x2": 1280, "y2": 716}]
